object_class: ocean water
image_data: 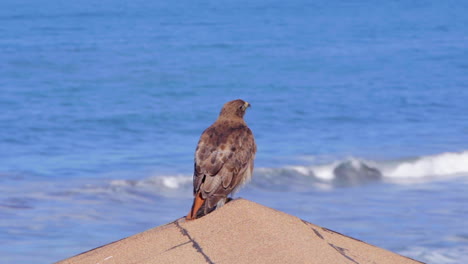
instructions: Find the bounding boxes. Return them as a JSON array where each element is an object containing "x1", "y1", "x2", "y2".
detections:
[{"x1": 1, "y1": 0, "x2": 468, "y2": 263}]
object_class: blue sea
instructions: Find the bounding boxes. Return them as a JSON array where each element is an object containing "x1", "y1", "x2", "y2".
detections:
[{"x1": 1, "y1": 1, "x2": 468, "y2": 263}]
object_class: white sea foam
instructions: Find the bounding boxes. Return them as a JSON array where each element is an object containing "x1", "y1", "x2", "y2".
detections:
[
  {"x1": 281, "y1": 151, "x2": 468, "y2": 184},
  {"x1": 304, "y1": 162, "x2": 337, "y2": 180},
  {"x1": 399, "y1": 246, "x2": 468, "y2": 264},
  {"x1": 139, "y1": 175, "x2": 192, "y2": 190},
  {"x1": 383, "y1": 151, "x2": 468, "y2": 178},
  {"x1": 137, "y1": 175, "x2": 192, "y2": 196},
  {"x1": 98, "y1": 151, "x2": 468, "y2": 195}
]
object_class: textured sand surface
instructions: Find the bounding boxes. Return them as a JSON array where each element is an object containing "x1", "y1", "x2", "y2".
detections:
[{"x1": 56, "y1": 199, "x2": 422, "y2": 264}]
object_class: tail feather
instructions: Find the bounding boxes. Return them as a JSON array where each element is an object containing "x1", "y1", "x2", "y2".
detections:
[
  {"x1": 186, "y1": 193, "x2": 230, "y2": 220},
  {"x1": 186, "y1": 192, "x2": 205, "y2": 220}
]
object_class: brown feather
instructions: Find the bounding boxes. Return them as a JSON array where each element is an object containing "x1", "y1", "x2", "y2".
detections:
[{"x1": 186, "y1": 99, "x2": 256, "y2": 220}]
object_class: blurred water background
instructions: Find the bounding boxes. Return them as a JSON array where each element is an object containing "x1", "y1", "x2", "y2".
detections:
[{"x1": 1, "y1": 1, "x2": 468, "y2": 263}]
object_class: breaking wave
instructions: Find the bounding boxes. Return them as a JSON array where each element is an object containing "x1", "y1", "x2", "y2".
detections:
[
  {"x1": 383, "y1": 151, "x2": 468, "y2": 178},
  {"x1": 66, "y1": 150, "x2": 468, "y2": 199},
  {"x1": 251, "y1": 150, "x2": 468, "y2": 189}
]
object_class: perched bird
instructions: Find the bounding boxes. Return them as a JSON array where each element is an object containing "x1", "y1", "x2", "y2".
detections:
[{"x1": 186, "y1": 99, "x2": 256, "y2": 220}]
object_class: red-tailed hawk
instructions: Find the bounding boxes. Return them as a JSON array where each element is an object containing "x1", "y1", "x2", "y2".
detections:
[{"x1": 186, "y1": 99, "x2": 256, "y2": 220}]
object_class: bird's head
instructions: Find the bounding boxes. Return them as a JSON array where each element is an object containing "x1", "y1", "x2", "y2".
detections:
[{"x1": 219, "y1": 99, "x2": 251, "y2": 119}]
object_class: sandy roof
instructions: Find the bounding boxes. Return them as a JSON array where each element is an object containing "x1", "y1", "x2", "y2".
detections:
[{"x1": 56, "y1": 199, "x2": 422, "y2": 264}]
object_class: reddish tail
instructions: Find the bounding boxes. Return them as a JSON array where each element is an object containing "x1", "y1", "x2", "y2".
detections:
[{"x1": 186, "y1": 192, "x2": 205, "y2": 220}]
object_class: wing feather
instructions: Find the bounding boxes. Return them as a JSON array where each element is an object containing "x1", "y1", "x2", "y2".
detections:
[{"x1": 193, "y1": 122, "x2": 256, "y2": 207}]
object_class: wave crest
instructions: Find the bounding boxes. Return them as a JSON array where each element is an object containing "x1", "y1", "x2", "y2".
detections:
[
  {"x1": 252, "y1": 150, "x2": 468, "y2": 189},
  {"x1": 385, "y1": 151, "x2": 468, "y2": 178},
  {"x1": 69, "y1": 150, "x2": 468, "y2": 198}
]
